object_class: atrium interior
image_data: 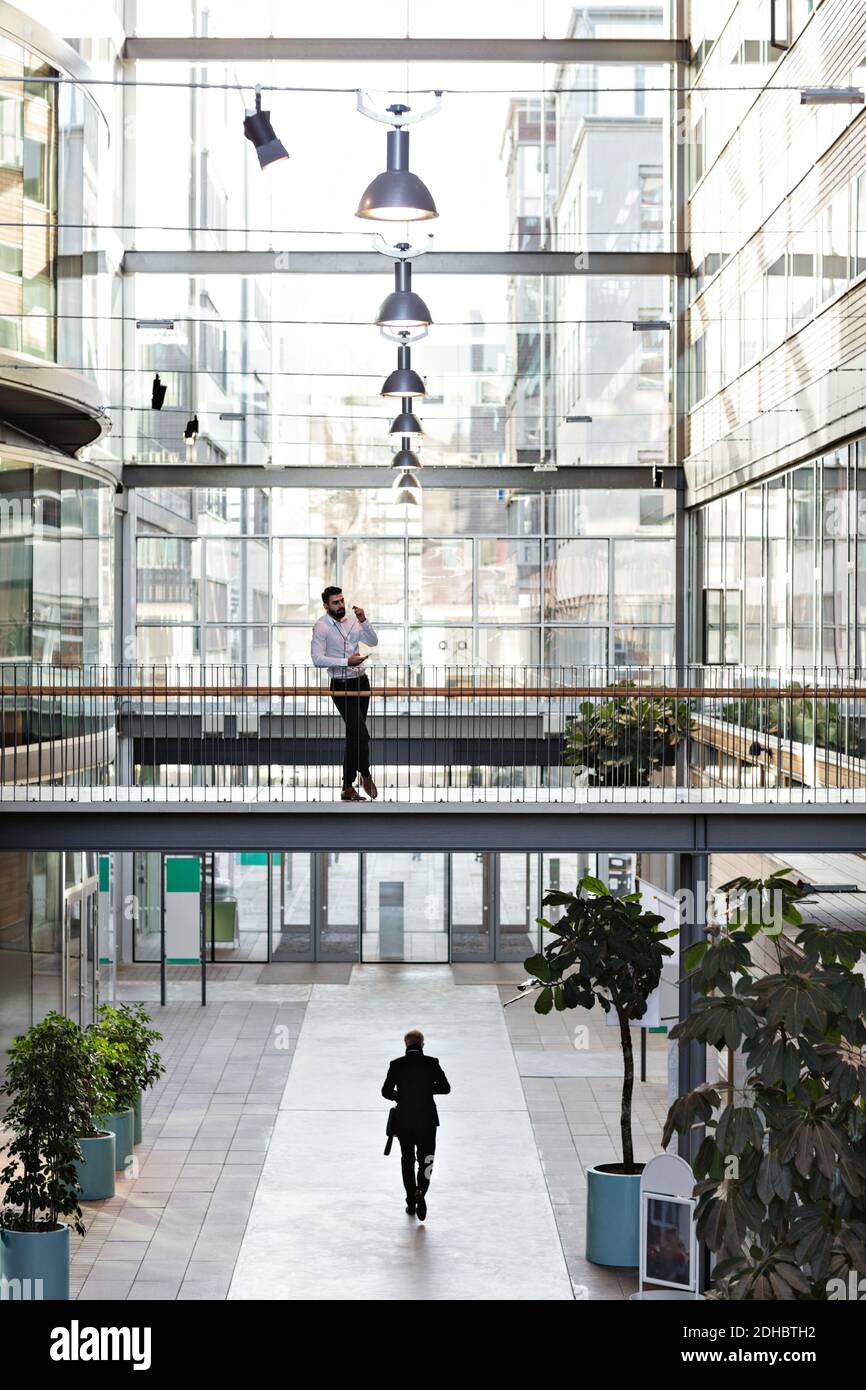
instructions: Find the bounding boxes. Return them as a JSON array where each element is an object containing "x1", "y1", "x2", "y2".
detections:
[{"x1": 0, "y1": 0, "x2": 865, "y2": 1328}]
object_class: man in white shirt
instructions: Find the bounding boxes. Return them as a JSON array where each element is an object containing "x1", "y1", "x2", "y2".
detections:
[{"x1": 310, "y1": 585, "x2": 379, "y2": 801}]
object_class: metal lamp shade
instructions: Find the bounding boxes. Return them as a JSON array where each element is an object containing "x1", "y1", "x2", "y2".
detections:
[
  {"x1": 356, "y1": 128, "x2": 437, "y2": 221},
  {"x1": 392, "y1": 467, "x2": 422, "y2": 505},
  {"x1": 381, "y1": 365, "x2": 427, "y2": 397},
  {"x1": 376, "y1": 288, "x2": 432, "y2": 329},
  {"x1": 389, "y1": 405, "x2": 424, "y2": 436},
  {"x1": 391, "y1": 444, "x2": 421, "y2": 469}
]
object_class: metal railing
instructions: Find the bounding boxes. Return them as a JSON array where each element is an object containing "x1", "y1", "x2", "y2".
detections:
[{"x1": 1, "y1": 663, "x2": 865, "y2": 804}]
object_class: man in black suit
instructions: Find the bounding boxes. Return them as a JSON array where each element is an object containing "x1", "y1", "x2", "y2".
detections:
[{"x1": 381, "y1": 1029, "x2": 450, "y2": 1221}]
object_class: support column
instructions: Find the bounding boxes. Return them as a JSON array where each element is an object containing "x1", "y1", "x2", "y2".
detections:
[{"x1": 676, "y1": 847, "x2": 707, "y2": 1164}]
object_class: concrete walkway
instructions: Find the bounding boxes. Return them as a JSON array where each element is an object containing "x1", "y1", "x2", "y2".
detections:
[{"x1": 229, "y1": 965, "x2": 574, "y2": 1301}]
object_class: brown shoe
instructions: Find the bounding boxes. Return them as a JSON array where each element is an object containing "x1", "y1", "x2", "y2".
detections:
[
  {"x1": 361, "y1": 775, "x2": 378, "y2": 800},
  {"x1": 341, "y1": 786, "x2": 364, "y2": 801}
]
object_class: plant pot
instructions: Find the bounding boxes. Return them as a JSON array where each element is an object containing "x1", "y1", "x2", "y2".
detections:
[
  {"x1": 586, "y1": 1163, "x2": 644, "y2": 1267},
  {"x1": 133, "y1": 1090, "x2": 143, "y2": 1146},
  {"x1": 96, "y1": 1108, "x2": 134, "y2": 1174},
  {"x1": 73, "y1": 1131, "x2": 116, "y2": 1200},
  {"x1": 0, "y1": 1222, "x2": 70, "y2": 1300}
]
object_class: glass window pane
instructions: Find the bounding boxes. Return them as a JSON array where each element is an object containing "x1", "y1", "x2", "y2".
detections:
[
  {"x1": 543, "y1": 539, "x2": 607, "y2": 620},
  {"x1": 408, "y1": 538, "x2": 473, "y2": 622},
  {"x1": 613, "y1": 626, "x2": 674, "y2": 665},
  {"x1": 613, "y1": 540, "x2": 675, "y2": 622},
  {"x1": 341, "y1": 539, "x2": 405, "y2": 622},
  {"x1": 272, "y1": 538, "x2": 337, "y2": 622},
  {"x1": 478, "y1": 538, "x2": 540, "y2": 621},
  {"x1": 137, "y1": 536, "x2": 199, "y2": 622},
  {"x1": 544, "y1": 627, "x2": 607, "y2": 665},
  {"x1": 477, "y1": 627, "x2": 540, "y2": 665}
]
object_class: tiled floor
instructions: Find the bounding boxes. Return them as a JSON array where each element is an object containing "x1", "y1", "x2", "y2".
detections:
[
  {"x1": 59, "y1": 962, "x2": 669, "y2": 1300},
  {"x1": 69, "y1": 995, "x2": 308, "y2": 1300},
  {"x1": 500, "y1": 984, "x2": 669, "y2": 1299}
]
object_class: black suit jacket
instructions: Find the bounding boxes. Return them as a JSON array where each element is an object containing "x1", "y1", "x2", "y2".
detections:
[{"x1": 381, "y1": 1048, "x2": 451, "y2": 1130}]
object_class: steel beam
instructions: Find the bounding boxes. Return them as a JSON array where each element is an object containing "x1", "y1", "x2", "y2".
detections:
[
  {"x1": 2, "y1": 804, "x2": 864, "y2": 854},
  {"x1": 122, "y1": 464, "x2": 681, "y2": 490},
  {"x1": 123, "y1": 37, "x2": 688, "y2": 64},
  {"x1": 122, "y1": 250, "x2": 686, "y2": 278}
]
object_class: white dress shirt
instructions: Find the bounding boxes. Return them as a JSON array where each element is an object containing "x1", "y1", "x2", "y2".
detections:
[{"x1": 310, "y1": 613, "x2": 378, "y2": 679}]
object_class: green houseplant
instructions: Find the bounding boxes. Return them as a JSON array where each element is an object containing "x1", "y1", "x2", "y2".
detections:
[
  {"x1": 565, "y1": 684, "x2": 693, "y2": 788},
  {"x1": 0, "y1": 1012, "x2": 95, "y2": 1299},
  {"x1": 90, "y1": 1017, "x2": 139, "y2": 1176},
  {"x1": 664, "y1": 868, "x2": 866, "y2": 1299},
  {"x1": 71, "y1": 1029, "x2": 117, "y2": 1201},
  {"x1": 95, "y1": 1003, "x2": 164, "y2": 1146},
  {"x1": 507, "y1": 874, "x2": 676, "y2": 1265}
]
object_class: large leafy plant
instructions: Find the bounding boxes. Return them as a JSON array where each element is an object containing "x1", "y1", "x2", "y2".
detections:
[
  {"x1": 94, "y1": 1003, "x2": 164, "y2": 1107},
  {"x1": 0, "y1": 1013, "x2": 95, "y2": 1234},
  {"x1": 664, "y1": 868, "x2": 866, "y2": 1299},
  {"x1": 509, "y1": 876, "x2": 676, "y2": 1172},
  {"x1": 565, "y1": 684, "x2": 693, "y2": 787}
]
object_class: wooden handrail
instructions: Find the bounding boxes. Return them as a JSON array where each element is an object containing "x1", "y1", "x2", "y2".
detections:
[{"x1": 3, "y1": 685, "x2": 866, "y2": 699}]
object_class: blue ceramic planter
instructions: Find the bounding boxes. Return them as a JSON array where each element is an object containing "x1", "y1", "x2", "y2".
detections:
[
  {"x1": 586, "y1": 1163, "x2": 644, "y2": 1267},
  {"x1": 0, "y1": 1223, "x2": 70, "y2": 1301},
  {"x1": 96, "y1": 1109, "x2": 135, "y2": 1173},
  {"x1": 73, "y1": 1131, "x2": 116, "y2": 1200}
]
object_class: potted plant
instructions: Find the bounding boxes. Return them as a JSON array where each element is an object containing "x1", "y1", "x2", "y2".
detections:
[
  {"x1": 507, "y1": 875, "x2": 676, "y2": 1265},
  {"x1": 90, "y1": 1022, "x2": 139, "y2": 1176},
  {"x1": 0, "y1": 1012, "x2": 94, "y2": 1300},
  {"x1": 95, "y1": 1003, "x2": 164, "y2": 1146},
  {"x1": 664, "y1": 868, "x2": 866, "y2": 1299},
  {"x1": 565, "y1": 684, "x2": 693, "y2": 788},
  {"x1": 72, "y1": 1029, "x2": 116, "y2": 1201}
]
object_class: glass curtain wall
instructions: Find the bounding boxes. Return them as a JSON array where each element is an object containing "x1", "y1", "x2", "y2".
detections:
[
  {"x1": 131, "y1": 850, "x2": 635, "y2": 964},
  {"x1": 135, "y1": 484, "x2": 675, "y2": 668},
  {"x1": 696, "y1": 442, "x2": 866, "y2": 670}
]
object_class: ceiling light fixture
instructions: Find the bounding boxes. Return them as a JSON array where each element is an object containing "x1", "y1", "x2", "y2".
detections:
[
  {"x1": 632, "y1": 319, "x2": 671, "y2": 332},
  {"x1": 150, "y1": 374, "x2": 166, "y2": 409},
  {"x1": 136, "y1": 319, "x2": 175, "y2": 330},
  {"x1": 184, "y1": 414, "x2": 199, "y2": 440},
  {"x1": 565, "y1": 415, "x2": 592, "y2": 423},
  {"x1": 381, "y1": 338, "x2": 427, "y2": 398},
  {"x1": 355, "y1": 94, "x2": 441, "y2": 222},
  {"x1": 392, "y1": 466, "x2": 422, "y2": 506},
  {"x1": 389, "y1": 396, "x2": 424, "y2": 437},
  {"x1": 376, "y1": 252, "x2": 432, "y2": 330},
  {"x1": 391, "y1": 436, "x2": 421, "y2": 471},
  {"x1": 243, "y1": 86, "x2": 289, "y2": 169}
]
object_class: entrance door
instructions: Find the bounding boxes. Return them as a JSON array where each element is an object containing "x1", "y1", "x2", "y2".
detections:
[
  {"x1": 450, "y1": 853, "x2": 493, "y2": 961},
  {"x1": 496, "y1": 853, "x2": 539, "y2": 961},
  {"x1": 316, "y1": 852, "x2": 360, "y2": 960},
  {"x1": 270, "y1": 852, "x2": 314, "y2": 960},
  {"x1": 64, "y1": 881, "x2": 98, "y2": 1025}
]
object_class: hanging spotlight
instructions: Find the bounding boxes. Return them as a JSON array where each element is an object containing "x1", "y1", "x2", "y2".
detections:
[
  {"x1": 376, "y1": 255, "x2": 432, "y2": 330},
  {"x1": 391, "y1": 435, "x2": 421, "y2": 471},
  {"x1": 389, "y1": 396, "x2": 424, "y2": 437},
  {"x1": 392, "y1": 467, "x2": 422, "y2": 506},
  {"x1": 243, "y1": 87, "x2": 289, "y2": 170},
  {"x1": 381, "y1": 339, "x2": 427, "y2": 398},
  {"x1": 184, "y1": 414, "x2": 199, "y2": 440},
  {"x1": 356, "y1": 104, "x2": 438, "y2": 222},
  {"x1": 151, "y1": 373, "x2": 167, "y2": 410}
]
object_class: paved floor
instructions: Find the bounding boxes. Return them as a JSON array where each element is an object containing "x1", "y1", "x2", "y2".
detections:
[{"x1": 65, "y1": 962, "x2": 669, "y2": 1300}]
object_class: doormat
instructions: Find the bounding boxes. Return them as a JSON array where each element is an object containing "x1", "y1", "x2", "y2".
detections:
[{"x1": 256, "y1": 963, "x2": 354, "y2": 984}]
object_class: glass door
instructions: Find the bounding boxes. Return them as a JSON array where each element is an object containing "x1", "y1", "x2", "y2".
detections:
[
  {"x1": 64, "y1": 880, "x2": 98, "y2": 1025},
  {"x1": 316, "y1": 852, "x2": 360, "y2": 960},
  {"x1": 450, "y1": 853, "x2": 493, "y2": 961},
  {"x1": 496, "y1": 853, "x2": 539, "y2": 962},
  {"x1": 362, "y1": 853, "x2": 447, "y2": 962},
  {"x1": 270, "y1": 852, "x2": 314, "y2": 960}
]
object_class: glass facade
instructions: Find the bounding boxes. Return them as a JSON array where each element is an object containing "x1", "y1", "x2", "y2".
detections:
[
  {"x1": 131, "y1": 849, "x2": 636, "y2": 964},
  {"x1": 0, "y1": 461, "x2": 114, "y2": 665},
  {"x1": 135, "y1": 484, "x2": 675, "y2": 668},
  {"x1": 695, "y1": 443, "x2": 866, "y2": 670}
]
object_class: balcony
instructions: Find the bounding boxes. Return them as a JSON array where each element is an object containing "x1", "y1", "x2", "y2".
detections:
[{"x1": 1, "y1": 664, "x2": 865, "y2": 808}]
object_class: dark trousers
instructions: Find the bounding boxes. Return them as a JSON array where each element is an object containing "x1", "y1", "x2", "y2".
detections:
[
  {"x1": 330, "y1": 673, "x2": 371, "y2": 787},
  {"x1": 398, "y1": 1126, "x2": 437, "y2": 1202}
]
